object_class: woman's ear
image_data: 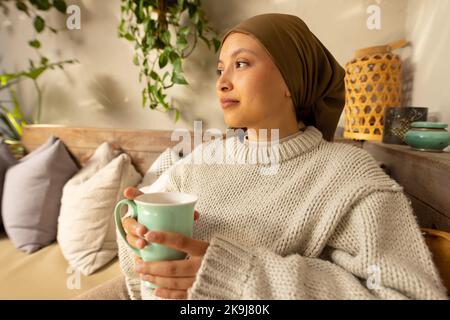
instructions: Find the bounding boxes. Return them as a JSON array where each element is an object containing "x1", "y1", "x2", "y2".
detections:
[{"x1": 285, "y1": 90, "x2": 291, "y2": 97}]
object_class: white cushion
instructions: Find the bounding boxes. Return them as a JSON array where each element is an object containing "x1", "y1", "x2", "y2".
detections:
[
  {"x1": 138, "y1": 147, "x2": 181, "y2": 190},
  {"x1": 57, "y1": 142, "x2": 142, "y2": 276}
]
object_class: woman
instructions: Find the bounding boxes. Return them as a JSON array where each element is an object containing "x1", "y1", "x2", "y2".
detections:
[{"x1": 79, "y1": 13, "x2": 447, "y2": 300}]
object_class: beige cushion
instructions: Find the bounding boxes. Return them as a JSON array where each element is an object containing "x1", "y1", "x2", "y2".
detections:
[
  {"x1": 138, "y1": 147, "x2": 181, "y2": 189},
  {"x1": 0, "y1": 234, "x2": 120, "y2": 299},
  {"x1": 58, "y1": 143, "x2": 142, "y2": 276}
]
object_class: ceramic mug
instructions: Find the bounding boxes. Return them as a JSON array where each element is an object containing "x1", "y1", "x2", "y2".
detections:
[{"x1": 114, "y1": 192, "x2": 198, "y2": 288}]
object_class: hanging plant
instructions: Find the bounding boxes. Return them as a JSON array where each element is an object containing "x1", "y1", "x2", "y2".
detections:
[{"x1": 119, "y1": 0, "x2": 221, "y2": 121}]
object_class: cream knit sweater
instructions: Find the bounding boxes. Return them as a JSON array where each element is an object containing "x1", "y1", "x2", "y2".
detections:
[{"x1": 117, "y1": 126, "x2": 447, "y2": 300}]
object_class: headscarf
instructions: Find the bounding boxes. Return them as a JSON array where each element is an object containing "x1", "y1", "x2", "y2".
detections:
[{"x1": 221, "y1": 14, "x2": 346, "y2": 142}]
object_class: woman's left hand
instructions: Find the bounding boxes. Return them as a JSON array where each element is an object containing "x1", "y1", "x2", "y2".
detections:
[{"x1": 134, "y1": 230, "x2": 209, "y2": 299}]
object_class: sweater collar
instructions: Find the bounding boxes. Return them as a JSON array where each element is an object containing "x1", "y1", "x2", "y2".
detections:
[{"x1": 226, "y1": 125, "x2": 324, "y2": 164}]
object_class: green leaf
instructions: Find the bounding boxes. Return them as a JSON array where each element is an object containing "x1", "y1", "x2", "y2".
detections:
[
  {"x1": 196, "y1": 20, "x2": 203, "y2": 35},
  {"x1": 0, "y1": 113, "x2": 20, "y2": 141},
  {"x1": 174, "y1": 109, "x2": 180, "y2": 122},
  {"x1": 150, "y1": 71, "x2": 160, "y2": 81},
  {"x1": 146, "y1": 33, "x2": 155, "y2": 48},
  {"x1": 0, "y1": 75, "x2": 9, "y2": 86},
  {"x1": 34, "y1": 16, "x2": 45, "y2": 33},
  {"x1": 213, "y1": 38, "x2": 221, "y2": 52},
  {"x1": 192, "y1": 11, "x2": 200, "y2": 24},
  {"x1": 142, "y1": 88, "x2": 147, "y2": 107},
  {"x1": 171, "y1": 72, "x2": 188, "y2": 85},
  {"x1": 28, "y1": 39, "x2": 41, "y2": 49},
  {"x1": 148, "y1": 85, "x2": 158, "y2": 100},
  {"x1": 134, "y1": 0, "x2": 144, "y2": 23},
  {"x1": 169, "y1": 51, "x2": 180, "y2": 63},
  {"x1": 25, "y1": 66, "x2": 46, "y2": 80},
  {"x1": 158, "y1": 50, "x2": 169, "y2": 69},
  {"x1": 161, "y1": 30, "x2": 171, "y2": 46},
  {"x1": 32, "y1": 0, "x2": 51, "y2": 11},
  {"x1": 118, "y1": 20, "x2": 126, "y2": 35},
  {"x1": 178, "y1": 0, "x2": 186, "y2": 10},
  {"x1": 176, "y1": 36, "x2": 188, "y2": 51},
  {"x1": 148, "y1": 85, "x2": 168, "y2": 108},
  {"x1": 187, "y1": 3, "x2": 196, "y2": 18},
  {"x1": 133, "y1": 54, "x2": 139, "y2": 66},
  {"x1": 41, "y1": 56, "x2": 49, "y2": 65},
  {"x1": 173, "y1": 57, "x2": 182, "y2": 73},
  {"x1": 162, "y1": 71, "x2": 170, "y2": 82},
  {"x1": 16, "y1": 1, "x2": 28, "y2": 15},
  {"x1": 124, "y1": 33, "x2": 135, "y2": 41},
  {"x1": 179, "y1": 26, "x2": 190, "y2": 37},
  {"x1": 9, "y1": 90, "x2": 25, "y2": 121},
  {"x1": 53, "y1": 0, "x2": 67, "y2": 13},
  {"x1": 0, "y1": 106, "x2": 22, "y2": 139}
]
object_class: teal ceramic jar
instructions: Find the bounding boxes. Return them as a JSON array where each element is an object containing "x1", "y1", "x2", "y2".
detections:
[{"x1": 404, "y1": 122, "x2": 450, "y2": 152}]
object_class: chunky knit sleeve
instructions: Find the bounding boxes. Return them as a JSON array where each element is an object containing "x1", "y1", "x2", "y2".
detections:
[{"x1": 188, "y1": 190, "x2": 448, "y2": 300}]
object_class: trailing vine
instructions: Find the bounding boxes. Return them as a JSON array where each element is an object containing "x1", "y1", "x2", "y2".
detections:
[{"x1": 118, "y1": 0, "x2": 220, "y2": 121}]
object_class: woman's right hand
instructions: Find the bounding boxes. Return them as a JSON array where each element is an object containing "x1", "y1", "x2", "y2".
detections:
[{"x1": 121, "y1": 187, "x2": 200, "y2": 250}]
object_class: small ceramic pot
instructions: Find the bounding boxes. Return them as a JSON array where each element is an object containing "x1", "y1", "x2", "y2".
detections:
[{"x1": 404, "y1": 122, "x2": 450, "y2": 152}]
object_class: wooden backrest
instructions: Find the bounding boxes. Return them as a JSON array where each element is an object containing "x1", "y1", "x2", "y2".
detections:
[
  {"x1": 21, "y1": 125, "x2": 194, "y2": 175},
  {"x1": 20, "y1": 125, "x2": 362, "y2": 175}
]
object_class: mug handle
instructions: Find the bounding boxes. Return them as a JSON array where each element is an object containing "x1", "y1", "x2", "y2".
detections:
[{"x1": 114, "y1": 199, "x2": 140, "y2": 256}]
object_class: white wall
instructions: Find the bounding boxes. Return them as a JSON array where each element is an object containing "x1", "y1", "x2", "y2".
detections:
[
  {"x1": 404, "y1": 0, "x2": 450, "y2": 125},
  {"x1": 0, "y1": 0, "x2": 419, "y2": 132}
]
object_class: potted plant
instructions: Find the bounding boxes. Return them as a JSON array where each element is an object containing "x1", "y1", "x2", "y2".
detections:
[{"x1": 0, "y1": 0, "x2": 76, "y2": 158}]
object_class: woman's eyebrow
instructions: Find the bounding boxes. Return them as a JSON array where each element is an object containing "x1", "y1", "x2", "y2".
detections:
[{"x1": 217, "y1": 48, "x2": 257, "y2": 64}]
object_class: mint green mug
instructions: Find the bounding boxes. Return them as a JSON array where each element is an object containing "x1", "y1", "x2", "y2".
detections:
[{"x1": 114, "y1": 192, "x2": 198, "y2": 289}]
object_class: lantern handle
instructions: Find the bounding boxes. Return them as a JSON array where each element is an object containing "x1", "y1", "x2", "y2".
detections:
[{"x1": 387, "y1": 39, "x2": 409, "y2": 51}]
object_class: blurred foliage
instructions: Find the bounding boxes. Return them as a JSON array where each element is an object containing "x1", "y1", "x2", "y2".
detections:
[{"x1": 0, "y1": 0, "x2": 76, "y2": 142}]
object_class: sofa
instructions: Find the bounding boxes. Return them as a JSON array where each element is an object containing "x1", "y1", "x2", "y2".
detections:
[
  {"x1": 0, "y1": 125, "x2": 448, "y2": 299},
  {"x1": 0, "y1": 125, "x2": 189, "y2": 299}
]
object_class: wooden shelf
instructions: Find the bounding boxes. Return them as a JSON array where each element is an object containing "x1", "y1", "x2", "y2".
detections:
[{"x1": 363, "y1": 141, "x2": 450, "y2": 232}]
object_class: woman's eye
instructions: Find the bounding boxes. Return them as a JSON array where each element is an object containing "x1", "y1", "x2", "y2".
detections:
[
  {"x1": 236, "y1": 61, "x2": 248, "y2": 68},
  {"x1": 216, "y1": 61, "x2": 248, "y2": 76}
]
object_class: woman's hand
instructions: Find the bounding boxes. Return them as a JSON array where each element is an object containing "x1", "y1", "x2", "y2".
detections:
[
  {"x1": 121, "y1": 187, "x2": 200, "y2": 250},
  {"x1": 134, "y1": 231, "x2": 209, "y2": 299}
]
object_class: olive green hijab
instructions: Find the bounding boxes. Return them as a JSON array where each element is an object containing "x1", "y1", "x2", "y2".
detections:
[{"x1": 221, "y1": 14, "x2": 346, "y2": 142}]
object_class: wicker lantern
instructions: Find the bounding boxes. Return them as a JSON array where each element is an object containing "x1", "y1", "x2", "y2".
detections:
[{"x1": 343, "y1": 40, "x2": 408, "y2": 141}]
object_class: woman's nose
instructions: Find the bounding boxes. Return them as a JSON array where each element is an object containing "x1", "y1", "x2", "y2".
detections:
[{"x1": 217, "y1": 78, "x2": 232, "y2": 92}]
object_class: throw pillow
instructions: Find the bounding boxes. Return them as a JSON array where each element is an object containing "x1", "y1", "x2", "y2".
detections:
[
  {"x1": 2, "y1": 136, "x2": 79, "y2": 253},
  {"x1": 57, "y1": 142, "x2": 142, "y2": 275}
]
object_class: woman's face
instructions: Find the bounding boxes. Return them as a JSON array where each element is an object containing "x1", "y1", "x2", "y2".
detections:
[{"x1": 216, "y1": 32, "x2": 296, "y2": 130}]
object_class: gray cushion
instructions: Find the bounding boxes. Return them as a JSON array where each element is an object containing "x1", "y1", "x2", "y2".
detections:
[
  {"x1": 2, "y1": 136, "x2": 79, "y2": 253},
  {"x1": 0, "y1": 141, "x2": 18, "y2": 230}
]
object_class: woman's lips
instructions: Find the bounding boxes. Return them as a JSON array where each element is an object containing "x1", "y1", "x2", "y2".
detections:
[{"x1": 220, "y1": 100, "x2": 240, "y2": 109}]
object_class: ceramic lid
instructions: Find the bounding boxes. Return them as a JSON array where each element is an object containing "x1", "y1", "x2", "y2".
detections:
[{"x1": 411, "y1": 122, "x2": 448, "y2": 129}]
